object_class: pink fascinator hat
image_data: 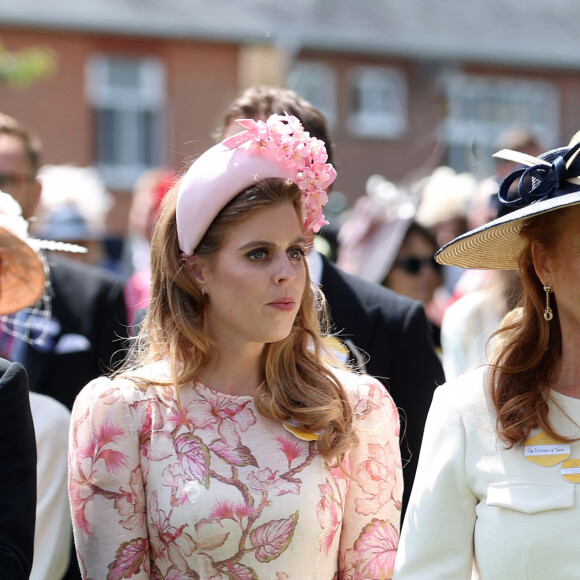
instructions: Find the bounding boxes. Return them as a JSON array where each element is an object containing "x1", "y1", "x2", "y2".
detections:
[{"x1": 177, "y1": 113, "x2": 337, "y2": 255}]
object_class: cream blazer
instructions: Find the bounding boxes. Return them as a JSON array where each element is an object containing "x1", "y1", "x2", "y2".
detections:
[{"x1": 394, "y1": 367, "x2": 580, "y2": 579}]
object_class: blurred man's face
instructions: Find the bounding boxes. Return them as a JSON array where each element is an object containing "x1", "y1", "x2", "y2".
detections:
[{"x1": 0, "y1": 133, "x2": 40, "y2": 220}]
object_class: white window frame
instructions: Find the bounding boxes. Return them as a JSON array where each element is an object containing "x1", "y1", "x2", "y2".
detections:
[
  {"x1": 347, "y1": 66, "x2": 408, "y2": 139},
  {"x1": 287, "y1": 62, "x2": 337, "y2": 129},
  {"x1": 85, "y1": 54, "x2": 166, "y2": 189},
  {"x1": 439, "y1": 73, "x2": 559, "y2": 174}
]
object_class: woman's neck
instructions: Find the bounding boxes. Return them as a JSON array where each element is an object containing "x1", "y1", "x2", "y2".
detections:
[
  {"x1": 552, "y1": 325, "x2": 580, "y2": 398},
  {"x1": 197, "y1": 340, "x2": 264, "y2": 397}
]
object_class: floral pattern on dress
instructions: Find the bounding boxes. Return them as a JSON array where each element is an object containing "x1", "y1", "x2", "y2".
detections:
[{"x1": 69, "y1": 364, "x2": 402, "y2": 579}]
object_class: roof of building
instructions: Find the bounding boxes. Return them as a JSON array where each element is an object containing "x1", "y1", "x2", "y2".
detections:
[{"x1": 1, "y1": 0, "x2": 580, "y2": 69}]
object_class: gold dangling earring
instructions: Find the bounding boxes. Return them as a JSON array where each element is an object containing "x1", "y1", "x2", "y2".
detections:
[{"x1": 543, "y1": 284, "x2": 553, "y2": 321}]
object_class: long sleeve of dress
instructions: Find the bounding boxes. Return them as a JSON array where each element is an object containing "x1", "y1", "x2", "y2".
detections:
[
  {"x1": 394, "y1": 378, "x2": 478, "y2": 579},
  {"x1": 69, "y1": 377, "x2": 149, "y2": 579},
  {"x1": 339, "y1": 374, "x2": 403, "y2": 579}
]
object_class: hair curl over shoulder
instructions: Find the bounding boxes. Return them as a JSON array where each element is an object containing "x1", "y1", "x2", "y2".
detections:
[{"x1": 122, "y1": 177, "x2": 357, "y2": 463}]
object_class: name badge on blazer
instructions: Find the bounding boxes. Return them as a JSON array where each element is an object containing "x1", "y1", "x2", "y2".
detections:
[
  {"x1": 561, "y1": 459, "x2": 580, "y2": 483},
  {"x1": 524, "y1": 432, "x2": 571, "y2": 467}
]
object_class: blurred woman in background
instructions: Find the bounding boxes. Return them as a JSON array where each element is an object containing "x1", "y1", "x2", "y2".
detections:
[{"x1": 338, "y1": 174, "x2": 444, "y2": 349}]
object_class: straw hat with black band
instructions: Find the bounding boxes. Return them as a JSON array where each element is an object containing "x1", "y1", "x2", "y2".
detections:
[{"x1": 436, "y1": 139, "x2": 580, "y2": 270}]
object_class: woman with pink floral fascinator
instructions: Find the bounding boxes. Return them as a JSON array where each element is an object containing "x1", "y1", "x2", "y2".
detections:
[{"x1": 68, "y1": 114, "x2": 402, "y2": 579}]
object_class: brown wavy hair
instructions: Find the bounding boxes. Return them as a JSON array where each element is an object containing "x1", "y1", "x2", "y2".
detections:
[
  {"x1": 124, "y1": 177, "x2": 357, "y2": 463},
  {"x1": 489, "y1": 207, "x2": 573, "y2": 447}
]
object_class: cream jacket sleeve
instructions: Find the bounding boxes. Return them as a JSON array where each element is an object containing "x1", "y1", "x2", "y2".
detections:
[
  {"x1": 394, "y1": 373, "x2": 479, "y2": 579},
  {"x1": 29, "y1": 393, "x2": 72, "y2": 580}
]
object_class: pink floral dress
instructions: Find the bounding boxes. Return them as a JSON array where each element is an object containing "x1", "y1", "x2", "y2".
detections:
[{"x1": 68, "y1": 362, "x2": 402, "y2": 579}]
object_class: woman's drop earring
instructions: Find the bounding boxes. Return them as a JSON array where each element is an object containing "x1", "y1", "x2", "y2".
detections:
[
  {"x1": 201, "y1": 287, "x2": 206, "y2": 296},
  {"x1": 543, "y1": 284, "x2": 553, "y2": 321}
]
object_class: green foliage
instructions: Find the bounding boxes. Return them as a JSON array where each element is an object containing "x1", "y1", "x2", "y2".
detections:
[{"x1": 0, "y1": 40, "x2": 57, "y2": 88}]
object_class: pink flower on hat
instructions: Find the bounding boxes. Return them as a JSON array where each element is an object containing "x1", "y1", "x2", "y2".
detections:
[
  {"x1": 308, "y1": 139, "x2": 329, "y2": 164},
  {"x1": 222, "y1": 113, "x2": 336, "y2": 233}
]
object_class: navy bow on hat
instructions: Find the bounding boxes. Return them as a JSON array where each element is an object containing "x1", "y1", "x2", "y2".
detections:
[{"x1": 498, "y1": 140, "x2": 580, "y2": 210}]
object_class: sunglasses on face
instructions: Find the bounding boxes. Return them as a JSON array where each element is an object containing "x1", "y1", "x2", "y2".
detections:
[
  {"x1": 0, "y1": 173, "x2": 34, "y2": 189},
  {"x1": 393, "y1": 256, "x2": 442, "y2": 275}
]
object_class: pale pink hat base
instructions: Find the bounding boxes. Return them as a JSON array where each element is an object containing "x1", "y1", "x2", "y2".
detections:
[
  {"x1": 176, "y1": 114, "x2": 336, "y2": 256},
  {"x1": 177, "y1": 143, "x2": 294, "y2": 255}
]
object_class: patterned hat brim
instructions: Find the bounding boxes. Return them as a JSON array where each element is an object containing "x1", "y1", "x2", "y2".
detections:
[
  {"x1": 435, "y1": 190, "x2": 580, "y2": 270},
  {"x1": 0, "y1": 227, "x2": 46, "y2": 315}
]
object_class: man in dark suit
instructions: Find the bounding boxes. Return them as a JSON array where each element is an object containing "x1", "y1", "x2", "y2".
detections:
[
  {"x1": 219, "y1": 87, "x2": 445, "y2": 516},
  {"x1": 0, "y1": 112, "x2": 128, "y2": 410},
  {"x1": 318, "y1": 253, "x2": 444, "y2": 509},
  {"x1": 14, "y1": 252, "x2": 128, "y2": 409},
  {"x1": 0, "y1": 111, "x2": 128, "y2": 579},
  {"x1": 0, "y1": 359, "x2": 36, "y2": 579}
]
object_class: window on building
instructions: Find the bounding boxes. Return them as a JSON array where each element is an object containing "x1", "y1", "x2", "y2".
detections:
[
  {"x1": 439, "y1": 73, "x2": 559, "y2": 175},
  {"x1": 287, "y1": 62, "x2": 337, "y2": 129},
  {"x1": 347, "y1": 66, "x2": 407, "y2": 139},
  {"x1": 86, "y1": 55, "x2": 166, "y2": 189}
]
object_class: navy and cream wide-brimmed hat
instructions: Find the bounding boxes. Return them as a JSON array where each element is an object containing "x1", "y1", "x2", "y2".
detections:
[{"x1": 436, "y1": 138, "x2": 580, "y2": 270}]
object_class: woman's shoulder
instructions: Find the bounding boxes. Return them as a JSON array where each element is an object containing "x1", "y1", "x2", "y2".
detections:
[
  {"x1": 439, "y1": 365, "x2": 488, "y2": 395},
  {"x1": 330, "y1": 365, "x2": 386, "y2": 394},
  {"x1": 75, "y1": 360, "x2": 175, "y2": 409},
  {"x1": 330, "y1": 366, "x2": 397, "y2": 416},
  {"x1": 432, "y1": 366, "x2": 492, "y2": 419},
  {"x1": 329, "y1": 368, "x2": 401, "y2": 452}
]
